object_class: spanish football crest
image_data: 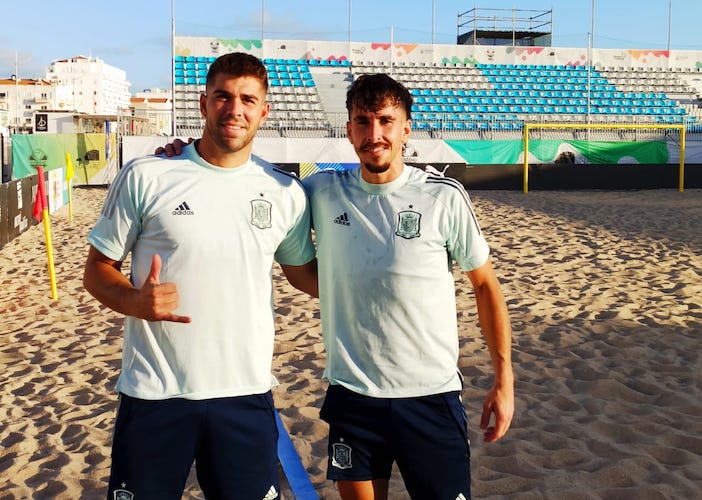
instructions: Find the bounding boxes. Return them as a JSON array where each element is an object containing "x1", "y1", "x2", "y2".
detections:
[
  {"x1": 331, "y1": 442, "x2": 353, "y2": 469},
  {"x1": 113, "y1": 489, "x2": 134, "y2": 500},
  {"x1": 395, "y1": 210, "x2": 421, "y2": 239},
  {"x1": 250, "y1": 199, "x2": 272, "y2": 229}
]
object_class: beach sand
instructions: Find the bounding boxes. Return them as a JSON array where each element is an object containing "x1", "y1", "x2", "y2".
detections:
[{"x1": 1, "y1": 185, "x2": 700, "y2": 499}]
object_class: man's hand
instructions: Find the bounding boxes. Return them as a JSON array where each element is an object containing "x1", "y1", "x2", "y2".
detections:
[
  {"x1": 155, "y1": 137, "x2": 194, "y2": 157},
  {"x1": 480, "y1": 381, "x2": 514, "y2": 443},
  {"x1": 84, "y1": 247, "x2": 192, "y2": 324},
  {"x1": 137, "y1": 254, "x2": 192, "y2": 323},
  {"x1": 466, "y1": 259, "x2": 514, "y2": 443}
]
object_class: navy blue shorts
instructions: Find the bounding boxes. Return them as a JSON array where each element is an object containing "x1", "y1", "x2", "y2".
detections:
[
  {"x1": 320, "y1": 384, "x2": 471, "y2": 498},
  {"x1": 107, "y1": 392, "x2": 280, "y2": 500}
]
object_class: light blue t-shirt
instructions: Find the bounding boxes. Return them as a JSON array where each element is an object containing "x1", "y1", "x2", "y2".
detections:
[
  {"x1": 88, "y1": 142, "x2": 315, "y2": 400},
  {"x1": 304, "y1": 165, "x2": 489, "y2": 398}
]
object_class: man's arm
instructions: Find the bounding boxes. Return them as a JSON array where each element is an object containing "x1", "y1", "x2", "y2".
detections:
[
  {"x1": 83, "y1": 246, "x2": 191, "y2": 323},
  {"x1": 466, "y1": 257, "x2": 514, "y2": 443},
  {"x1": 281, "y1": 259, "x2": 319, "y2": 298}
]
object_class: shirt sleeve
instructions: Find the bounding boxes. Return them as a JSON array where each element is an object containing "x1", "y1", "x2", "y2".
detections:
[
  {"x1": 87, "y1": 161, "x2": 143, "y2": 262},
  {"x1": 274, "y1": 183, "x2": 316, "y2": 266},
  {"x1": 445, "y1": 185, "x2": 490, "y2": 272}
]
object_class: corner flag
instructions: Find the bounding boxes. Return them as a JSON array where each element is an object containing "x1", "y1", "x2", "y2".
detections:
[
  {"x1": 34, "y1": 166, "x2": 58, "y2": 300},
  {"x1": 33, "y1": 166, "x2": 47, "y2": 222},
  {"x1": 65, "y1": 152, "x2": 74, "y2": 180}
]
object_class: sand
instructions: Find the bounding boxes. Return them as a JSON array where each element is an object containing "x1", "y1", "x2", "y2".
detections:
[{"x1": 0, "y1": 185, "x2": 700, "y2": 499}]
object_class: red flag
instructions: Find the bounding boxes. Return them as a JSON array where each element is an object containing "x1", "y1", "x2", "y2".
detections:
[{"x1": 33, "y1": 166, "x2": 46, "y2": 222}]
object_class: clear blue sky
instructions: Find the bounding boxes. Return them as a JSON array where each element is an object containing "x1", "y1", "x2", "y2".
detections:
[{"x1": 2, "y1": 0, "x2": 700, "y2": 93}]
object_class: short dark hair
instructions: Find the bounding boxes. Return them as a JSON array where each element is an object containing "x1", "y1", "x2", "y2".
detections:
[
  {"x1": 345, "y1": 73, "x2": 412, "y2": 120},
  {"x1": 206, "y1": 52, "x2": 268, "y2": 91}
]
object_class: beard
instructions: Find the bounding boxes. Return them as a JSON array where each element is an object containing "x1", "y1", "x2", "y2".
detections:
[
  {"x1": 362, "y1": 161, "x2": 391, "y2": 174},
  {"x1": 359, "y1": 141, "x2": 394, "y2": 174}
]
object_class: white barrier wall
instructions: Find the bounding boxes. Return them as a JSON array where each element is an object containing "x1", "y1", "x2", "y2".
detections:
[
  {"x1": 122, "y1": 136, "x2": 702, "y2": 169},
  {"x1": 176, "y1": 36, "x2": 702, "y2": 71},
  {"x1": 122, "y1": 137, "x2": 465, "y2": 166}
]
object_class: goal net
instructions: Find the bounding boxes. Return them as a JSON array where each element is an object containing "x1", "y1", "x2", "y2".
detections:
[{"x1": 522, "y1": 123, "x2": 687, "y2": 193}]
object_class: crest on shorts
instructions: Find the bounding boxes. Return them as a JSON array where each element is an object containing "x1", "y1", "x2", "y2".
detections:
[
  {"x1": 251, "y1": 199, "x2": 272, "y2": 229},
  {"x1": 331, "y1": 442, "x2": 353, "y2": 469},
  {"x1": 113, "y1": 488, "x2": 134, "y2": 500},
  {"x1": 395, "y1": 210, "x2": 421, "y2": 239}
]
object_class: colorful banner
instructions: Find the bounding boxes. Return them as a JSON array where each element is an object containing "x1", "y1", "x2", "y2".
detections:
[{"x1": 11, "y1": 133, "x2": 118, "y2": 184}]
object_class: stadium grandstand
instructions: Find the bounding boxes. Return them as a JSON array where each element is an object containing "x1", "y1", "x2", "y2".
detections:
[
  {"x1": 171, "y1": 7, "x2": 702, "y2": 140},
  {"x1": 162, "y1": 7, "x2": 702, "y2": 190}
]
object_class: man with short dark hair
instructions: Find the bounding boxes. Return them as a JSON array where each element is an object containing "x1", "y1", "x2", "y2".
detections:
[
  {"x1": 305, "y1": 73, "x2": 514, "y2": 499},
  {"x1": 84, "y1": 52, "x2": 317, "y2": 499}
]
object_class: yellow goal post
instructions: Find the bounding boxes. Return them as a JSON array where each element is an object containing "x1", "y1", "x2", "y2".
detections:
[{"x1": 522, "y1": 123, "x2": 686, "y2": 193}]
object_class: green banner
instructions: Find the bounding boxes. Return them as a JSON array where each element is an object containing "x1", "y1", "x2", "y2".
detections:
[
  {"x1": 445, "y1": 139, "x2": 522, "y2": 164},
  {"x1": 563, "y1": 140, "x2": 669, "y2": 164},
  {"x1": 445, "y1": 139, "x2": 669, "y2": 165},
  {"x1": 12, "y1": 133, "x2": 117, "y2": 184}
]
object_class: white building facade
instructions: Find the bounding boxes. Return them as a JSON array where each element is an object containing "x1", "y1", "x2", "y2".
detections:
[
  {"x1": 130, "y1": 88, "x2": 173, "y2": 135},
  {"x1": 0, "y1": 77, "x2": 58, "y2": 133},
  {"x1": 45, "y1": 56, "x2": 130, "y2": 115}
]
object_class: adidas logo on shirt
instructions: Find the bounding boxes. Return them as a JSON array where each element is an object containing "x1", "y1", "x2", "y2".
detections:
[
  {"x1": 262, "y1": 485, "x2": 279, "y2": 499},
  {"x1": 333, "y1": 212, "x2": 350, "y2": 226},
  {"x1": 172, "y1": 201, "x2": 194, "y2": 215}
]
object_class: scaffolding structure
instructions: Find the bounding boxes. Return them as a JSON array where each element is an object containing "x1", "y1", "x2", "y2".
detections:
[{"x1": 457, "y1": 7, "x2": 552, "y2": 47}]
